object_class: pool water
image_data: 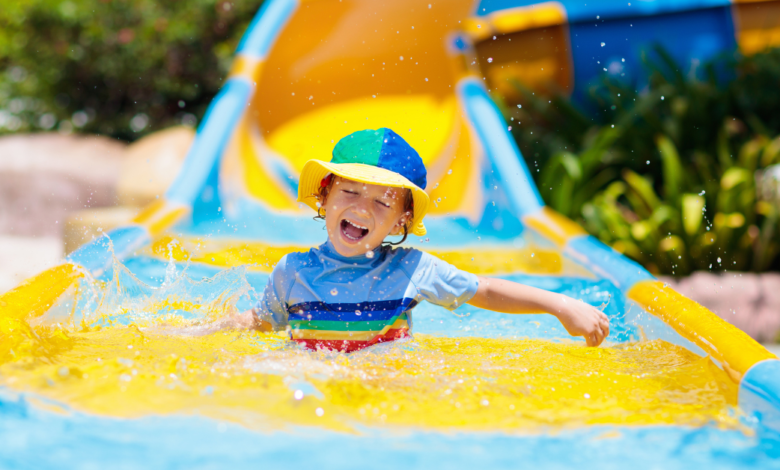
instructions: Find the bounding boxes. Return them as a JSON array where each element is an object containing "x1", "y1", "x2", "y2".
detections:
[{"x1": 3, "y1": 255, "x2": 778, "y2": 468}]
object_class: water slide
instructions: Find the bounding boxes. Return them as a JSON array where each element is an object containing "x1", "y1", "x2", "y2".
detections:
[{"x1": 3, "y1": 0, "x2": 780, "y2": 467}]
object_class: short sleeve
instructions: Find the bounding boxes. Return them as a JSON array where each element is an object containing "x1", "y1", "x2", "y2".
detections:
[
  {"x1": 409, "y1": 252, "x2": 479, "y2": 310},
  {"x1": 254, "y1": 255, "x2": 293, "y2": 330}
]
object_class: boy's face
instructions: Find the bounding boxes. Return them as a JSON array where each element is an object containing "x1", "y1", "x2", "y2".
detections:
[{"x1": 323, "y1": 177, "x2": 409, "y2": 257}]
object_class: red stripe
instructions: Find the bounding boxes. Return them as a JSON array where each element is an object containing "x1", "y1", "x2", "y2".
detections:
[{"x1": 294, "y1": 327, "x2": 409, "y2": 352}]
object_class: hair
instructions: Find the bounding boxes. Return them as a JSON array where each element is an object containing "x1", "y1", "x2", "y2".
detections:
[{"x1": 313, "y1": 174, "x2": 414, "y2": 246}]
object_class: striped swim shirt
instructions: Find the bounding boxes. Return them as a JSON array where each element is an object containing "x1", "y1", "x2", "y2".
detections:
[{"x1": 255, "y1": 241, "x2": 479, "y2": 352}]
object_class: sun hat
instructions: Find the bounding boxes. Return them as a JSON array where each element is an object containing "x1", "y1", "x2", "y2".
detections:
[{"x1": 297, "y1": 128, "x2": 429, "y2": 236}]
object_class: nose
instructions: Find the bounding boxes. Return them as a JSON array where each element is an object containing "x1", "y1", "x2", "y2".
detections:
[{"x1": 352, "y1": 195, "x2": 372, "y2": 219}]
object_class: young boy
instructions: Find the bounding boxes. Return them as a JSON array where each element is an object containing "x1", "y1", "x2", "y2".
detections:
[{"x1": 225, "y1": 128, "x2": 609, "y2": 351}]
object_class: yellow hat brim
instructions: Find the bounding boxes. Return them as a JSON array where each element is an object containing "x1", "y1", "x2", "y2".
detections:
[{"x1": 297, "y1": 160, "x2": 429, "y2": 236}]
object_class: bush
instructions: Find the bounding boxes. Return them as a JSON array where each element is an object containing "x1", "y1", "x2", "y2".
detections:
[
  {"x1": 582, "y1": 135, "x2": 780, "y2": 275},
  {"x1": 507, "y1": 47, "x2": 780, "y2": 182},
  {"x1": 504, "y1": 47, "x2": 780, "y2": 274},
  {"x1": 0, "y1": 0, "x2": 263, "y2": 141}
]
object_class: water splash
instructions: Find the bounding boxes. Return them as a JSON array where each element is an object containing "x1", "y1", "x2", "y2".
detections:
[{"x1": 0, "y1": 248, "x2": 743, "y2": 436}]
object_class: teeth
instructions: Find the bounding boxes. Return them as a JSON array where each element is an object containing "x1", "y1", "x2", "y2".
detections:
[{"x1": 345, "y1": 220, "x2": 367, "y2": 230}]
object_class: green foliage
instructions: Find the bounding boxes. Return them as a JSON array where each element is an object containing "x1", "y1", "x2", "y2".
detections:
[
  {"x1": 0, "y1": 0, "x2": 263, "y2": 141},
  {"x1": 509, "y1": 47, "x2": 780, "y2": 179},
  {"x1": 582, "y1": 135, "x2": 780, "y2": 275},
  {"x1": 502, "y1": 46, "x2": 780, "y2": 275}
]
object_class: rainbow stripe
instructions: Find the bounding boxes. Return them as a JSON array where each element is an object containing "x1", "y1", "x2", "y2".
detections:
[{"x1": 288, "y1": 299, "x2": 416, "y2": 352}]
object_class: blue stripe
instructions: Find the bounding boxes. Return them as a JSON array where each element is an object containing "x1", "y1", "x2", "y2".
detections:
[
  {"x1": 67, "y1": 226, "x2": 150, "y2": 278},
  {"x1": 567, "y1": 6, "x2": 736, "y2": 106},
  {"x1": 236, "y1": 0, "x2": 298, "y2": 58},
  {"x1": 165, "y1": 78, "x2": 252, "y2": 206},
  {"x1": 476, "y1": 0, "x2": 732, "y2": 23},
  {"x1": 740, "y1": 359, "x2": 780, "y2": 432},
  {"x1": 566, "y1": 236, "x2": 654, "y2": 292},
  {"x1": 288, "y1": 299, "x2": 417, "y2": 322},
  {"x1": 459, "y1": 78, "x2": 544, "y2": 217}
]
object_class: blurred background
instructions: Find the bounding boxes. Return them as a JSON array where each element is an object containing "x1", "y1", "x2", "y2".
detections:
[{"x1": 2, "y1": 0, "x2": 780, "y2": 344}]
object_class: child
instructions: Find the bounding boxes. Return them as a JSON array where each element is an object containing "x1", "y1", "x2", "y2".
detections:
[{"x1": 225, "y1": 128, "x2": 609, "y2": 351}]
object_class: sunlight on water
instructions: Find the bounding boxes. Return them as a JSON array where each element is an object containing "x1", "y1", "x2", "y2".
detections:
[{"x1": 0, "y1": 256, "x2": 741, "y2": 434}]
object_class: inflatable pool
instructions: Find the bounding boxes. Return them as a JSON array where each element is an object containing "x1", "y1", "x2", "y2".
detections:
[{"x1": 2, "y1": 1, "x2": 780, "y2": 468}]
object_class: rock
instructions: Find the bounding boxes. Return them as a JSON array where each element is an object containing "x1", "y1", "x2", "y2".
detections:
[
  {"x1": 0, "y1": 133, "x2": 126, "y2": 237},
  {"x1": 0, "y1": 235, "x2": 63, "y2": 294},
  {"x1": 116, "y1": 126, "x2": 194, "y2": 206}
]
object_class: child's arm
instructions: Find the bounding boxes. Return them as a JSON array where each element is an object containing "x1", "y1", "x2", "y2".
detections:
[{"x1": 467, "y1": 277, "x2": 610, "y2": 347}]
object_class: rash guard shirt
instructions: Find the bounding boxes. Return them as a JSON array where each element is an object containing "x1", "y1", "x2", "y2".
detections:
[{"x1": 255, "y1": 241, "x2": 479, "y2": 352}]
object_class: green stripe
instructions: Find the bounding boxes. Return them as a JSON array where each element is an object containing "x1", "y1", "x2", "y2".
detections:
[
  {"x1": 331, "y1": 129, "x2": 384, "y2": 166},
  {"x1": 290, "y1": 314, "x2": 407, "y2": 332}
]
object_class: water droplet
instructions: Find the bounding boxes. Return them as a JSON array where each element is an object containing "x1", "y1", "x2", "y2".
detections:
[
  {"x1": 315, "y1": 408, "x2": 324, "y2": 417},
  {"x1": 366, "y1": 251, "x2": 375, "y2": 259},
  {"x1": 508, "y1": 126, "x2": 512, "y2": 131},
  {"x1": 601, "y1": 42, "x2": 606, "y2": 47},
  {"x1": 717, "y1": 257, "x2": 722, "y2": 264},
  {"x1": 646, "y1": 160, "x2": 650, "y2": 164},
  {"x1": 699, "y1": 190, "x2": 706, "y2": 196},
  {"x1": 487, "y1": 57, "x2": 493, "y2": 63},
  {"x1": 355, "y1": 310, "x2": 362, "y2": 316},
  {"x1": 517, "y1": 104, "x2": 522, "y2": 109},
  {"x1": 294, "y1": 390, "x2": 304, "y2": 400},
  {"x1": 584, "y1": 393, "x2": 591, "y2": 399},
  {"x1": 447, "y1": 169, "x2": 453, "y2": 175},
  {"x1": 330, "y1": 288, "x2": 338, "y2": 296},
  {"x1": 661, "y1": 96, "x2": 665, "y2": 100}
]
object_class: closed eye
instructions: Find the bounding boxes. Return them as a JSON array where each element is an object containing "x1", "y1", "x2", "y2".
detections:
[
  {"x1": 375, "y1": 200, "x2": 391, "y2": 208},
  {"x1": 341, "y1": 190, "x2": 358, "y2": 196}
]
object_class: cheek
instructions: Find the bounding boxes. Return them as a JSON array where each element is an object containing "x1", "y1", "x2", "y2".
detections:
[{"x1": 378, "y1": 209, "x2": 404, "y2": 229}]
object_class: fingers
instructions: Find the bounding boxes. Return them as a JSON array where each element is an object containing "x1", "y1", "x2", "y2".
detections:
[
  {"x1": 601, "y1": 318, "x2": 610, "y2": 340},
  {"x1": 587, "y1": 311, "x2": 610, "y2": 347}
]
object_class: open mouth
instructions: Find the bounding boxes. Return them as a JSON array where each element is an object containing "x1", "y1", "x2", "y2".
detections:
[{"x1": 340, "y1": 219, "x2": 369, "y2": 242}]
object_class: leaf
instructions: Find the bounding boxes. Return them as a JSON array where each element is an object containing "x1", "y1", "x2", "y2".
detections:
[
  {"x1": 721, "y1": 167, "x2": 750, "y2": 191},
  {"x1": 655, "y1": 135, "x2": 685, "y2": 206},
  {"x1": 761, "y1": 136, "x2": 780, "y2": 167},
  {"x1": 540, "y1": 152, "x2": 583, "y2": 215},
  {"x1": 737, "y1": 136, "x2": 765, "y2": 175},
  {"x1": 622, "y1": 169, "x2": 661, "y2": 218},
  {"x1": 681, "y1": 194, "x2": 705, "y2": 236}
]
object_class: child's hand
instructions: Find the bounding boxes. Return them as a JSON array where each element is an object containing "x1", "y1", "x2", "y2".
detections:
[{"x1": 554, "y1": 298, "x2": 610, "y2": 347}]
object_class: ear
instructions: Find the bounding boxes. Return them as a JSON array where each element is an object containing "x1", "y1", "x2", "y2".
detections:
[{"x1": 389, "y1": 213, "x2": 408, "y2": 236}]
